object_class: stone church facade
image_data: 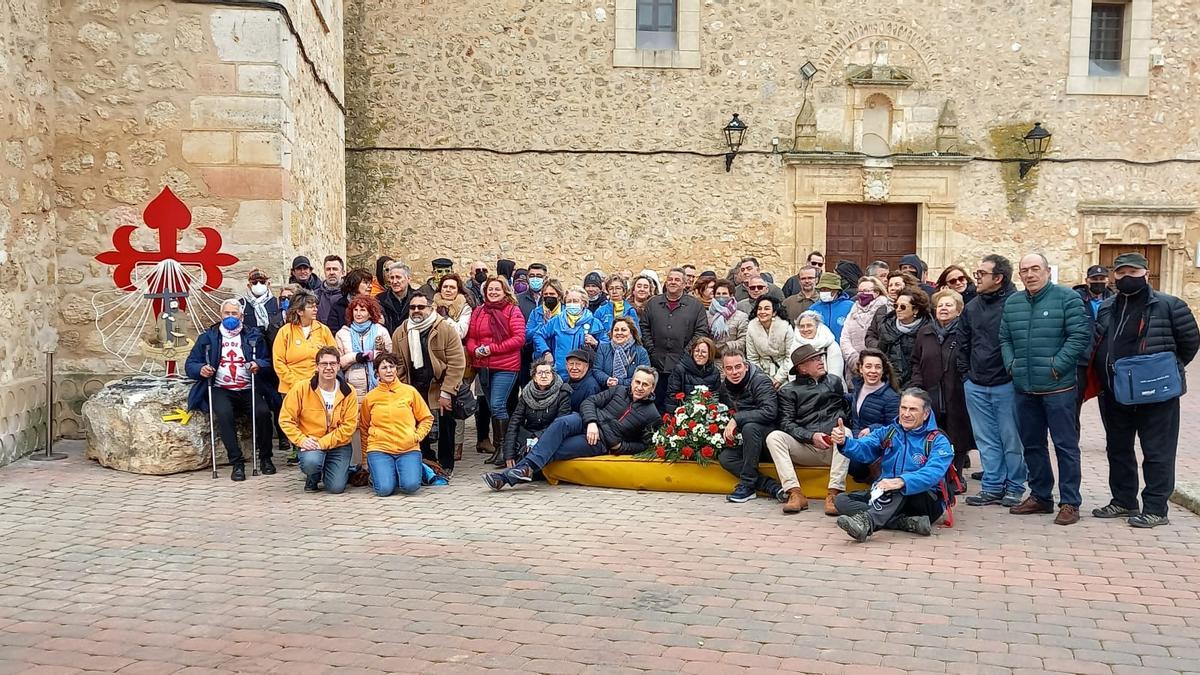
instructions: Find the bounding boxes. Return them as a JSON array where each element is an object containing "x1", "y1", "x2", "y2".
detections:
[{"x1": 1, "y1": 0, "x2": 1197, "y2": 465}]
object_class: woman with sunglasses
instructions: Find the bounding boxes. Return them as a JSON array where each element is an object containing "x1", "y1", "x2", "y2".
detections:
[
  {"x1": 936, "y1": 265, "x2": 976, "y2": 306},
  {"x1": 872, "y1": 287, "x2": 930, "y2": 387}
]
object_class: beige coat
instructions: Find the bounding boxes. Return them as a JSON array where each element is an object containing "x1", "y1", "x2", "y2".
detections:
[{"x1": 390, "y1": 317, "x2": 466, "y2": 410}]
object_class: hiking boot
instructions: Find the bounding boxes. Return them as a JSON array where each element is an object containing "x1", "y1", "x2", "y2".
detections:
[
  {"x1": 824, "y1": 489, "x2": 843, "y2": 516},
  {"x1": 1009, "y1": 496, "x2": 1053, "y2": 515},
  {"x1": 782, "y1": 488, "x2": 808, "y2": 514},
  {"x1": 895, "y1": 515, "x2": 933, "y2": 536},
  {"x1": 259, "y1": 458, "x2": 276, "y2": 475},
  {"x1": 1000, "y1": 492, "x2": 1024, "y2": 508},
  {"x1": 1054, "y1": 505, "x2": 1080, "y2": 525},
  {"x1": 727, "y1": 483, "x2": 756, "y2": 503},
  {"x1": 476, "y1": 437, "x2": 494, "y2": 455},
  {"x1": 1128, "y1": 513, "x2": 1169, "y2": 528},
  {"x1": 965, "y1": 491, "x2": 1003, "y2": 506},
  {"x1": 1092, "y1": 502, "x2": 1136, "y2": 519},
  {"x1": 836, "y1": 512, "x2": 872, "y2": 542},
  {"x1": 773, "y1": 487, "x2": 788, "y2": 503},
  {"x1": 231, "y1": 464, "x2": 246, "y2": 482},
  {"x1": 505, "y1": 465, "x2": 533, "y2": 483},
  {"x1": 482, "y1": 471, "x2": 508, "y2": 491}
]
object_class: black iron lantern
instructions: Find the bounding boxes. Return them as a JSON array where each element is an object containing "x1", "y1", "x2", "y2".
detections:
[
  {"x1": 1019, "y1": 122, "x2": 1051, "y2": 178},
  {"x1": 723, "y1": 113, "x2": 748, "y2": 172}
]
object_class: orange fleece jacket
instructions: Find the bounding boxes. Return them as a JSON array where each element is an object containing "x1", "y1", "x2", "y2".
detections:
[
  {"x1": 359, "y1": 379, "x2": 434, "y2": 454},
  {"x1": 278, "y1": 376, "x2": 359, "y2": 450},
  {"x1": 272, "y1": 321, "x2": 337, "y2": 393}
]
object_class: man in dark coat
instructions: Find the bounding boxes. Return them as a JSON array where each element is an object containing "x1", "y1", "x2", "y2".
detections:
[
  {"x1": 641, "y1": 267, "x2": 709, "y2": 408},
  {"x1": 288, "y1": 255, "x2": 321, "y2": 292},
  {"x1": 715, "y1": 350, "x2": 784, "y2": 508},
  {"x1": 483, "y1": 367, "x2": 661, "y2": 490},
  {"x1": 1090, "y1": 252, "x2": 1199, "y2": 528},
  {"x1": 766, "y1": 345, "x2": 853, "y2": 516},
  {"x1": 377, "y1": 262, "x2": 416, "y2": 333}
]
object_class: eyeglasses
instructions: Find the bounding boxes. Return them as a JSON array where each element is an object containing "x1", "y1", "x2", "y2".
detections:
[
  {"x1": 973, "y1": 270, "x2": 995, "y2": 279},
  {"x1": 317, "y1": 362, "x2": 339, "y2": 368},
  {"x1": 409, "y1": 304, "x2": 429, "y2": 310},
  {"x1": 473, "y1": 269, "x2": 487, "y2": 274},
  {"x1": 749, "y1": 286, "x2": 766, "y2": 291},
  {"x1": 946, "y1": 276, "x2": 967, "y2": 285},
  {"x1": 896, "y1": 304, "x2": 911, "y2": 310},
  {"x1": 810, "y1": 261, "x2": 824, "y2": 267},
  {"x1": 249, "y1": 276, "x2": 268, "y2": 283}
]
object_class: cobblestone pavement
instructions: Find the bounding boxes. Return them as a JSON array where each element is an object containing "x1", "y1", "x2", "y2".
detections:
[{"x1": 1, "y1": 378, "x2": 1198, "y2": 675}]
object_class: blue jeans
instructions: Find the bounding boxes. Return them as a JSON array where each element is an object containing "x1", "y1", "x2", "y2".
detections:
[
  {"x1": 366, "y1": 450, "x2": 423, "y2": 496},
  {"x1": 963, "y1": 379, "x2": 1027, "y2": 495},
  {"x1": 1016, "y1": 389, "x2": 1082, "y2": 507},
  {"x1": 483, "y1": 369, "x2": 518, "y2": 421},
  {"x1": 518, "y1": 413, "x2": 606, "y2": 471},
  {"x1": 298, "y1": 444, "x2": 352, "y2": 494}
]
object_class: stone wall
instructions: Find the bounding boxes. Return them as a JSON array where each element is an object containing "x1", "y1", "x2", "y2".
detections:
[
  {"x1": 0, "y1": 0, "x2": 57, "y2": 463},
  {"x1": 345, "y1": 0, "x2": 1200, "y2": 301}
]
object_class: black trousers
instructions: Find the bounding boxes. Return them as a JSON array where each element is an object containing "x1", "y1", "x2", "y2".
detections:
[
  {"x1": 717, "y1": 422, "x2": 780, "y2": 494},
  {"x1": 1098, "y1": 391, "x2": 1180, "y2": 517},
  {"x1": 420, "y1": 410, "x2": 458, "y2": 471},
  {"x1": 210, "y1": 386, "x2": 273, "y2": 465},
  {"x1": 835, "y1": 489, "x2": 943, "y2": 532}
]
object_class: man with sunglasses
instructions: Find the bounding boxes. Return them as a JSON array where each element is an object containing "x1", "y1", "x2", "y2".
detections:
[
  {"x1": 958, "y1": 254, "x2": 1028, "y2": 510},
  {"x1": 733, "y1": 257, "x2": 783, "y2": 303}
]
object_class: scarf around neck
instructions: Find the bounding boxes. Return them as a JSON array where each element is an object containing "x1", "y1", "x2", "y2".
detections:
[
  {"x1": 433, "y1": 293, "x2": 468, "y2": 320},
  {"x1": 521, "y1": 373, "x2": 565, "y2": 411},
  {"x1": 933, "y1": 317, "x2": 959, "y2": 344},
  {"x1": 895, "y1": 315, "x2": 923, "y2": 334},
  {"x1": 610, "y1": 339, "x2": 635, "y2": 383},
  {"x1": 708, "y1": 298, "x2": 738, "y2": 340},
  {"x1": 406, "y1": 313, "x2": 439, "y2": 369},
  {"x1": 350, "y1": 320, "x2": 384, "y2": 390},
  {"x1": 243, "y1": 292, "x2": 271, "y2": 327}
]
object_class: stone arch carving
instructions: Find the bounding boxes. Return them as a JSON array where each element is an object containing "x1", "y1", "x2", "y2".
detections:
[
  {"x1": 861, "y1": 93, "x2": 894, "y2": 155},
  {"x1": 816, "y1": 20, "x2": 945, "y2": 86},
  {"x1": 1122, "y1": 221, "x2": 1152, "y2": 243}
]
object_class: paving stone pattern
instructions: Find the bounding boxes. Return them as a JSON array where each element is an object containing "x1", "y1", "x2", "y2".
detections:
[{"x1": 1, "y1": 378, "x2": 1198, "y2": 674}]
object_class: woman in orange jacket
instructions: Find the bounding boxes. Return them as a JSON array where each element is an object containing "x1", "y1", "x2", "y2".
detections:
[
  {"x1": 273, "y1": 292, "x2": 337, "y2": 394},
  {"x1": 360, "y1": 353, "x2": 434, "y2": 495}
]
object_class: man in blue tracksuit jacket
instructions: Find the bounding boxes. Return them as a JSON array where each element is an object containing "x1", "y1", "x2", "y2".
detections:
[{"x1": 829, "y1": 387, "x2": 954, "y2": 541}]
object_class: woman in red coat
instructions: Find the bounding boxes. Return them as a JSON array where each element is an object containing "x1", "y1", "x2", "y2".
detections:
[{"x1": 465, "y1": 277, "x2": 528, "y2": 464}]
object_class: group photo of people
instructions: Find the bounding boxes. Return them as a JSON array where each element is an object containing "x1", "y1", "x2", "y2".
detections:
[{"x1": 185, "y1": 248, "x2": 1198, "y2": 543}]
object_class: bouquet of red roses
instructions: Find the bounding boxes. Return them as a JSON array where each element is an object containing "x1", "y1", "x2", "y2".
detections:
[{"x1": 637, "y1": 385, "x2": 737, "y2": 466}]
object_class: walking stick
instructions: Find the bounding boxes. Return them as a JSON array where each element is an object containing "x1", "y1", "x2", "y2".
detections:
[
  {"x1": 250, "y1": 341, "x2": 259, "y2": 477},
  {"x1": 206, "y1": 345, "x2": 218, "y2": 479}
]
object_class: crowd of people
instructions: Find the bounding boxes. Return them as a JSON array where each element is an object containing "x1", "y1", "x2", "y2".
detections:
[{"x1": 184, "y1": 248, "x2": 1198, "y2": 542}]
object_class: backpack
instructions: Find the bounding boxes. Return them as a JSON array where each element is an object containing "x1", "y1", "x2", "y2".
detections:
[{"x1": 879, "y1": 427, "x2": 959, "y2": 528}]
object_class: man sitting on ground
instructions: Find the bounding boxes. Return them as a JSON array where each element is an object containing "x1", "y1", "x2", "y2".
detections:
[
  {"x1": 765, "y1": 345, "x2": 852, "y2": 515},
  {"x1": 483, "y1": 367, "x2": 661, "y2": 490},
  {"x1": 278, "y1": 347, "x2": 360, "y2": 494},
  {"x1": 564, "y1": 348, "x2": 605, "y2": 411},
  {"x1": 830, "y1": 388, "x2": 954, "y2": 542}
]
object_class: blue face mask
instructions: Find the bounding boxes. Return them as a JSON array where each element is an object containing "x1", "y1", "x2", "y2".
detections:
[
  {"x1": 528, "y1": 277, "x2": 544, "y2": 292},
  {"x1": 280, "y1": 298, "x2": 290, "y2": 311},
  {"x1": 221, "y1": 316, "x2": 241, "y2": 331}
]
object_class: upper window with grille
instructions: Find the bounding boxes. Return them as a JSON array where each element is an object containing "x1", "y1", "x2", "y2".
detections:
[
  {"x1": 636, "y1": 0, "x2": 677, "y2": 50},
  {"x1": 1089, "y1": 3, "x2": 1126, "y2": 76}
]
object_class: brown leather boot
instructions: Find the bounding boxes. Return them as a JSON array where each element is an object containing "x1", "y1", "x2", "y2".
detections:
[
  {"x1": 1009, "y1": 496, "x2": 1053, "y2": 515},
  {"x1": 782, "y1": 488, "x2": 808, "y2": 514},
  {"x1": 1054, "y1": 504, "x2": 1080, "y2": 525},
  {"x1": 824, "y1": 489, "x2": 843, "y2": 516}
]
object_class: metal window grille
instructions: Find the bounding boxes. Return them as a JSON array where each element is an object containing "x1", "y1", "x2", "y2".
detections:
[
  {"x1": 636, "y1": 0, "x2": 677, "y2": 50},
  {"x1": 1089, "y1": 3, "x2": 1125, "y2": 76}
]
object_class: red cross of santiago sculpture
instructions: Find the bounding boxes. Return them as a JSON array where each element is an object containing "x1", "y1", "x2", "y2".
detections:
[{"x1": 95, "y1": 186, "x2": 239, "y2": 314}]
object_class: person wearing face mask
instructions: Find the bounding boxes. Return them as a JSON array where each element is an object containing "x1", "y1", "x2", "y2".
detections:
[
  {"x1": 1072, "y1": 265, "x2": 1113, "y2": 420},
  {"x1": 532, "y1": 287, "x2": 607, "y2": 379},
  {"x1": 1089, "y1": 253, "x2": 1198, "y2": 528},
  {"x1": 512, "y1": 268, "x2": 530, "y2": 296},
  {"x1": 524, "y1": 278, "x2": 564, "y2": 344},
  {"x1": 583, "y1": 272, "x2": 607, "y2": 313},
  {"x1": 464, "y1": 260, "x2": 489, "y2": 307},
  {"x1": 808, "y1": 273, "x2": 854, "y2": 343},
  {"x1": 185, "y1": 299, "x2": 275, "y2": 481},
  {"x1": 517, "y1": 263, "x2": 548, "y2": 319},
  {"x1": 840, "y1": 276, "x2": 890, "y2": 376},
  {"x1": 371, "y1": 256, "x2": 394, "y2": 296},
  {"x1": 706, "y1": 279, "x2": 749, "y2": 354},
  {"x1": 242, "y1": 269, "x2": 283, "y2": 413}
]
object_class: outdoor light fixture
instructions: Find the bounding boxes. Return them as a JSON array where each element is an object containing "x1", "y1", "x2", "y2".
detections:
[
  {"x1": 1019, "y1": 122, "x2": 1052, "y2": 178},
  {"x1": 800, "y1": 61, "x2": 818, "y2": 80},
  {"x1": 723, "y1": 113, "x2": 748, "y2": 172}
]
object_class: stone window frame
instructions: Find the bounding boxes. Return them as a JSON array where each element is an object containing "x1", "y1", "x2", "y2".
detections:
[
  {"x1": 1066, "y1": 0, "x2": 1153, "y2": 96},
  {"x1": 614, "y1": 0, "x2": 700, "y2": 69}
]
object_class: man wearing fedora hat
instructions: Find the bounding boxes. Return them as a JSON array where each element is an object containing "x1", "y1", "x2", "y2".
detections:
[
  {"x1": 1089, "y1": 252, "x2": 1198, "y2": 528},
  {"x1": 765, "y1": 344, "x2": 853, "y2": 516}
]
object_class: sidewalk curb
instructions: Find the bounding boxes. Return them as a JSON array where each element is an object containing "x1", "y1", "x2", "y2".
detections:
[{"x1": 1170, "y1": 481, "x2": 1200, "y2": 516}]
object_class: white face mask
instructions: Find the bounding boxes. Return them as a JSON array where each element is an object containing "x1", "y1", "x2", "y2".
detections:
[
  {"x1": 819, "y1": 291, "x2": 834, "y2": 302},
  {"x1": 251, "y1": 283, "x2": 268, "y2": 297}
]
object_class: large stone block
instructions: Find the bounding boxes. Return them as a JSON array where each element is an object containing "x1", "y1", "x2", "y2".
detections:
[
  {"x1": 182, "y1": 130, "x2": 235, "y2": 165},
  {"x1": 210, "y1": 9, "x2": 282, "y2": 63},
  {"x1": 82, "y1": 375, "x2": 249, "y2": 475},
  {"x1": 190, "y1": 96, "x2": 287, "y2": 132}
]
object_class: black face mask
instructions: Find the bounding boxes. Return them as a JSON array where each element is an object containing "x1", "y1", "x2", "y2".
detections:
[
  {"x1": 473, "y1": 270, "x2": 488, "y2": 284},
  {"x1": 1088, "y1": 282, "x2": 1107, "y2": 296},
  {"x1": 543, "y1": 297, "x2": 559, "y2": 310},
  {"x1": 1116, "y1": 275, "x2": 1148, "y2": 295}
]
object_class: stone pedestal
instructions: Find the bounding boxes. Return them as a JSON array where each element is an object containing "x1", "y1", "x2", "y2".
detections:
[{"x1": 82, "y1": 375, "x2": 248, "y2": 475}]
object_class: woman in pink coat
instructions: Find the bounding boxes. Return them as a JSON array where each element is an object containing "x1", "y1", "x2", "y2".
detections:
[{"x1": 465, "y1": 277, "x2": 527, "y2": 464}]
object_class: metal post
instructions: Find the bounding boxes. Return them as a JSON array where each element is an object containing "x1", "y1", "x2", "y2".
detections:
[{"x1": 32, "y1": 351, "x2": 67, "y2": 461}]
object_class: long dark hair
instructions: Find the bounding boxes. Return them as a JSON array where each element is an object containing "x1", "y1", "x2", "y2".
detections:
[{"x1": 857, "y1": 347, "x2": 899, "y2": 392}]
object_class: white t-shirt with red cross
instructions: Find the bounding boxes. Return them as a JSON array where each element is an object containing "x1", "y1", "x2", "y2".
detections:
[{"x1": 216, "y1": 330, "x2": 251, "y2": 391}]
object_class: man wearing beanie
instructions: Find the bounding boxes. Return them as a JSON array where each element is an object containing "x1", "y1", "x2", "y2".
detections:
[{"x1": 583, "y1": 272, "x2": 606, "y2": 313}]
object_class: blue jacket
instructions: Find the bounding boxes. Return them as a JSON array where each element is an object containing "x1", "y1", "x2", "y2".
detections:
[
  {"x1": 567, "y1": 370, "x2": 605, "y2": 411},
  {"x1": 810, "y1": 294, "x2": 854, "y2": 342},
  {"x1": 847, "y1": 378, "x2": 900, "y2": 437},
  {"x1": 533, "y1": 309, "x2": 607, "y2": 378},
  {"x1": 184, "y1": 325, "x2": 272, "y2": 413},
  {"x1": 525, "y1": 305, "x2": 555, "y2": 343},
  {"x1": 592, "y1": 301, "x2": 639, "y2": 337},
  {"x1": 838, "y1": 411, "x2": 954, "y2": 497},
  {"x1": 592, "y1": 342, "x2": 651, "y2": 388}
]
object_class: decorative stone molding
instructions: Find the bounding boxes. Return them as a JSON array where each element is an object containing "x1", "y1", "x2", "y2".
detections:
[
  {"x1": 816, "y1": 20, "x2": 945, "y2": 87},
  {"x1": 781, "y1": 152, "x2": 967, "y2": 271},
  {"x1": 613, "y1": 0, "x2": 701, "y2": 69},
  {"x1": 1079, "y1": 201, "x2": 1196, "y2": 295}
]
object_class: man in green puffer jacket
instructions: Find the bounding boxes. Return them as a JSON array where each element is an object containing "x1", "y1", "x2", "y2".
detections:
[{"x1": 999, "y1": 253, "x2": 1092, "y2": 525}]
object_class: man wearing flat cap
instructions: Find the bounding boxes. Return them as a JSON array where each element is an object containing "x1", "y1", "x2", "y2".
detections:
[
  {"x1": 765, "y1": 344, "x2": 854, "y2": 516},
  {"x1": 419, "y1": 257, "x2": 455, "y2": 298},
  {"x1": 1089, "y1": 252, "x2": 1198, "y2": 528}
]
